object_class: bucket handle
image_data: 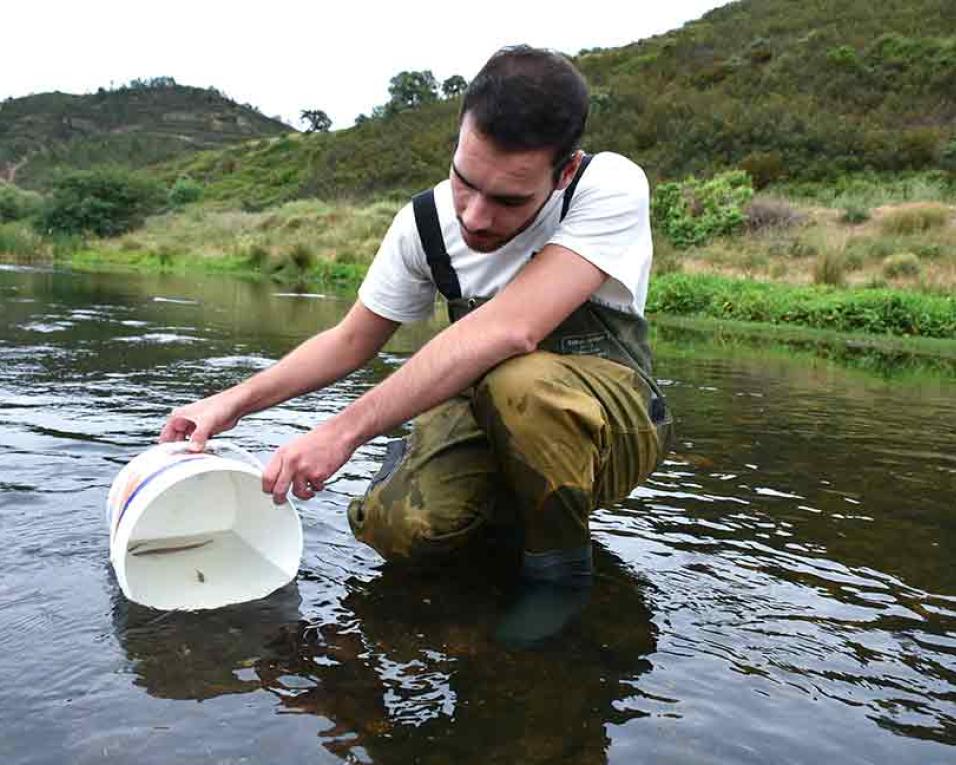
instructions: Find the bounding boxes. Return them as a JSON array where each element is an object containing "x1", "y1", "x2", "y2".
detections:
[{"x1": 166, "y1": 439, "x2": 265, "y2": 471}]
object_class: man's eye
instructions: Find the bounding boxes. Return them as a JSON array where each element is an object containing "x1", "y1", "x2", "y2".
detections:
[{"x1": 497, "y1": 198, "x2": 525, "y2": 208}]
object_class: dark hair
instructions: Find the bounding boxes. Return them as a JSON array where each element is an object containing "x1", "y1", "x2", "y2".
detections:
[{"x1": 460, "y1": 45, "x2": 589, "y2": 177}]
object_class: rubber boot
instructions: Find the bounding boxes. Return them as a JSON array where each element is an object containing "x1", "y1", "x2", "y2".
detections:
[{"x1": 495, "y1": 546, "x2": 593, "y2": 648}]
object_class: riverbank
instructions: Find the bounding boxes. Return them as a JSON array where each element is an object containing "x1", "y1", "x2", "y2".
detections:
[{"x1": 2, "y1": 193, "x2": 954, "y2": 373}]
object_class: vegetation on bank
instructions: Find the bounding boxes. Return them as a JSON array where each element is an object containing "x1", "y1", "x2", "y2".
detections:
[
  {"x1": 0, "y1": 78, "x2": 289, "y2": 190},
  {"x1": 2, "y1": 0, "x2": 955, "y2": 365},
  {"x1": 4, "y1": 210, "x2": 953, "y2": 345},
  {"x1": 647, "y1": 274, "x2": 955, "y2": 339},
  {"x1": 141, "y1": 0, "x2": 956, "y2": 210}
]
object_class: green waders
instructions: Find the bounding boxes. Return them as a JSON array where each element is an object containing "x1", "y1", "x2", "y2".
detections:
[{"x1": 347, "y1": 156, "x2": 673, "y2": 571}]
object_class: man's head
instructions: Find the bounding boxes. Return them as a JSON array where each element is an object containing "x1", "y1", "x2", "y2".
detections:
[{"x1": 451, "y1": 46, "x2": 590, "y2": 252}]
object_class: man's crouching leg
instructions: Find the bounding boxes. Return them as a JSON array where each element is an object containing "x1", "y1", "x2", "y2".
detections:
[
  {"x1": 347, "y1": 396, "x2": 500, "y2": 563},
  {"x1": 473, "y1": 351, "x2": 667, "y2": 644},
  {"x1": 474, "y1": 351, "x2": 666, "y2": 564}
]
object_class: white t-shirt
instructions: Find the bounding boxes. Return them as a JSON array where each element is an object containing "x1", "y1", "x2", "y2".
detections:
[{"x1": 358, "y1": 151, "x2": 653, "y2": 323}]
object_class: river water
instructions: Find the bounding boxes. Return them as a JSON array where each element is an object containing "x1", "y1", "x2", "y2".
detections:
[{"x1": 1, "y1": 264, "x2": 954, "y2": 765}]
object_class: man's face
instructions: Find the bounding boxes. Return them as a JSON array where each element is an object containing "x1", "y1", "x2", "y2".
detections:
[{"x1": 450, "y1": 112, "x2": 575, "y2": 253}]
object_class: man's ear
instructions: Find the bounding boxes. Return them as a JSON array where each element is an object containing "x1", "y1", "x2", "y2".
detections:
[{"x1": 555, "y1": 150, "x2": 583, "y2": 190}]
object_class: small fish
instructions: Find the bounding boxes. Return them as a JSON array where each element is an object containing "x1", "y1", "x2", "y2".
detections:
[
  {"x1": 196, "y1": 569, "x2": 205, "y2": 583},
  {"x1": 129, "y1": 539, "x2": 213, "y2": 557}
]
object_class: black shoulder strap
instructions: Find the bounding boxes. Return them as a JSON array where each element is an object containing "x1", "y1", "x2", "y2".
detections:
[
  {"x1": 560, "y1": 153, "x2": 593, "y2": 222},
  {"x1": 412, "y1": 189, "x2": 461, "y2": 301}
]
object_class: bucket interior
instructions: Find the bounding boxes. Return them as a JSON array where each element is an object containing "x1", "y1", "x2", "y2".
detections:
[{"x1": 121, "y1": 468, "x2": 301, "y2": 610}]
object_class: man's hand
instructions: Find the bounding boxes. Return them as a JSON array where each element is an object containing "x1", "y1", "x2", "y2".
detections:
[
  {"x1": 261, "y1": 417, "x2": 359, "y2": 505},
  {"x1": 159, "y1": 391, "x2": 243, "y2": 451}
]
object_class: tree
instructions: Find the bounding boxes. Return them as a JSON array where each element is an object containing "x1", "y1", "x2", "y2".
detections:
[
  {"x1": 36, "y1": 168, "x2": 165, "y2": 237},
  {"x1": 300, "y1": 108, "x2": 332, "y2": 133},
  {"x1": 441, "y1": 75, "x2": 468, "y2": 98},
  {"x1": 387, "y1": 70, "x2": 439, "y2": 111}
]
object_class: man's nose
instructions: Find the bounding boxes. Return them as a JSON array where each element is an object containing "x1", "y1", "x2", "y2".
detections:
[{"x1": 461, "y1": 193, "x2": 494, "y2": 232}]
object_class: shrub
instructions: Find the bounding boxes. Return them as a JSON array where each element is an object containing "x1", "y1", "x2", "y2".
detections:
[
  {"x1": 915, "y1": 243, "x2": 943, "y2": 260},
  {"x1": 288, "y1": 242, "x2": 314, "y2": 271},
  {"x1": 653, "y1": 170, "x2": 754, "y2": 248},
  {"x1": 153, "y1": 245, "x2": 176, "y2": 267},
  {"x1": 37, "y1": 168, "x2": 165, "y2": 237},
  {"x1": 0, "y1": 185, "x2": 43, "y2": 223},
  {"x1": 744, "y1": 197, "x2": 803, "y2": 231},
  {"x1": 841, "y1": 204, "x2": 871, "y2": 224},
  {"x1": 0, "y1": 221, "x2": 44, "y2": 257},
  {"x1": 269, "y1": 243, "x2": 314, "y2": 277},
  {"x1": 814, "y1": 250, "x2": 846, "y2": 286},
  {"x1": 740, "y1": 152, "x2": 785, "y2": 188},
  {"x1": 168, "y1": 177, "x2": 203, "y2": 207},
  {"x1": 882, "y1": 252, "x2": 922, "y2": 278},
  {"x1": 879, "y1": 204, "x2": 949, "y2": 235},
  {"x1": 941, "y1": 139, "x2": 956, "y2": 173},
  {"x1": 243, "y1": 243, "x2": 270, "y2": 269},
  {"x1": 49, "y1": 232, "x2": 85, "y2": 260}
]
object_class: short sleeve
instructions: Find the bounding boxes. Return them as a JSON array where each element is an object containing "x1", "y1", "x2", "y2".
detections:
[
  {"x1": 358, "y1": 202, "x2": 437, "y2": 323},
  {"x1": 547, "y1": 153, "x2": 653, "y2": 312}
]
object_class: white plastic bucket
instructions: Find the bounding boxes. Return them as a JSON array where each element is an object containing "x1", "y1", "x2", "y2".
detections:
[{"x1": 106, "y1": 440, "x2": 303, "y2": 611}]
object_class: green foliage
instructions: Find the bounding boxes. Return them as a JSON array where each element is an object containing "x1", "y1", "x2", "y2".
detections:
[
  {"x1": 37, "y1": 168, "x2": 165, "y2": 237},
  {"x1": 242, "y1": 243, "x2": 270, "y2": 269},
  {"x1": 152, "y1": 2, "x2": 956, "y2": 206},
  {"x1": 646, "y1": 273, "x2": 956, "y2": 338},
  {"x1": 300, "y1": 109, "x2": 331, "y2": 133},
  {"x1": 0, "y1": 221, "x2": 44, "y2": 256},
  {"x1": 653, "y1": 170, "x2": 754, "y2": 248},
  {"x1": 125, "y1": 76, "x2": 178, "y2": 91},
  {"x1": 441, "y1": 75, "x2": 468, "y2": 99},
  {"x1": 841, "y1": 204, "x2": 871, "y2": 224},
  {"x1": 777, "y1": 171, "x2": 956, "y2": 208},
  {"x1": 386, "y1": 70, "x2": 439, "y2": 113},
  {"x1": 882, "y1": 252, "x2": 922, "y2": 278},
  {"x1": 168, "y1": 177, "x2": 203, "y2": 206},
  {"x1": 941, "y1": 139, "x2": 956, "y2": 173},
  {"x1": 1, "y1": 84, "x2": 290, "y2": 190},
  {"x1": 0, "y1": 184, "x2": 43, "y2": 222}
]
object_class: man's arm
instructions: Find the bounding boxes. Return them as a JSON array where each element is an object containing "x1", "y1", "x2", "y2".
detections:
[
  {"x1": 262, "y1": 243, "x2": 607, "y2": 502},
  {"x1": 159, "y1": 301, "x2": 399, "y2": 449}
]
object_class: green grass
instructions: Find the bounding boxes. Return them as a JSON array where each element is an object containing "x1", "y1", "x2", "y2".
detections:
[
  {"x1": 646, "y1": 272, "x2": 955, "y2": 338},
  {"x1": 773, "y1": 172, "x2": 956, "y2": 209},
  {"x1": 0, "y1": 221, "x2": 45, "y2": 258}
]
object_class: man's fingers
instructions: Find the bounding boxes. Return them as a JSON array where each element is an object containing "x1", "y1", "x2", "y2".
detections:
[
  {"x1": 271, "y1": 461, "x2": 295, "y2": 505},
  {"x1": 292, "y1": 475, "x2": 315, "y2": 501},
  {"x1": 187, "y1": 425, "x2": 210, "y2": 452},
  {"x1": 159, "y1": 416, "x2": 194, "y2": 443},
  {"x1": 262, "y1": 452, "x2": 282, "y2": 494}
]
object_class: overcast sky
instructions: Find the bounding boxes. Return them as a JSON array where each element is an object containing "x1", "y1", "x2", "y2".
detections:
[{"x1": 3, "y1": 1, "x2": 731, "y2": 130}]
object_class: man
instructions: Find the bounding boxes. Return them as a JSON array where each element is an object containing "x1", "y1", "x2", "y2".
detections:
[{"x1": 160, "y1": 45, "x2": 672, "y2": 594}]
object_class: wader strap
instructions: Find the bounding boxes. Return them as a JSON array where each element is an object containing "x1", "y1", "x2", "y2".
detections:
[
  {"x1": 412, "y1": 189, "x2": 461, "y2": 301},
  {"x1": 560, "y1": 153, "x2": 593, "y2": 222}
]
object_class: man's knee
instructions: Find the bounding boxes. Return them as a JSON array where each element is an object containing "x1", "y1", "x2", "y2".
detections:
[
  {"x1": 473, "y1": 352, "x2": 604, "y2": 450},
  {"x1": 348, "y1": 491, "x2": 486, "y2": 562},
  {"x1": 347, "y1": 435, "x2": 493, "y2": 562}
]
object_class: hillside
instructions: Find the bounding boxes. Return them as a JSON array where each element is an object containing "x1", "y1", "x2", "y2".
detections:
[
  {"x1": 163, "y1": 0, "x2": 956, "y2": 208},
  {"x1": 0, "y1": 78, "x2": 292, "y2": 189}
]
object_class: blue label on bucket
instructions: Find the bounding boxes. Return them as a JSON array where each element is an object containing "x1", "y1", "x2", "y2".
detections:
[{"x1": 113, "y1": 453, "x2": 214, "y2": 540}]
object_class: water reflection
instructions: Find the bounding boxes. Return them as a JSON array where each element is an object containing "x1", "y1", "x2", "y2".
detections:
[
  {"x1": 113, "y1": 582, "x2": 303, "y2": 701},
  {"x1": 113, "y1": 541, "x2": 656, "y2": 764}
]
